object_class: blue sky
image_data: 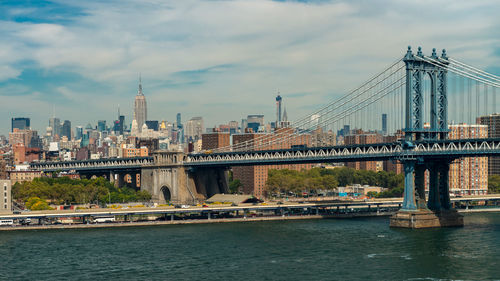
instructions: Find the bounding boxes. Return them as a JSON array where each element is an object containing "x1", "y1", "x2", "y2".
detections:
[{"x1": 0, "y1": 0, "x2": 499, "y2": 134}]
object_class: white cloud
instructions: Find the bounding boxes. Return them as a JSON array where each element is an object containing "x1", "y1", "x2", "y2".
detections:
[{"x1": 0, "y1": 0, "x2": 499, "y2": 133}]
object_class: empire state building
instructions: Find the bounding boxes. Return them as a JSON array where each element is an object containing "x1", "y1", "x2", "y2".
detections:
[{"x1": 134, "y1": 78, "x2": 147, "y2": 132}]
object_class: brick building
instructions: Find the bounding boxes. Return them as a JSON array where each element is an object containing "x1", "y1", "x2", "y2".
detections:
[
  {"x1": 8, "y1": 170, "x2": 43, "y2": 185},
  {"x1": 382, "y1": 131, "x2": 404, "y2": 174},
  {"x1": 12, "y1": 144, "x2": 41, "y2": 164},
  {"x1": 232, "y1": 129, "x2": 312, "y2": 198},
  {"x1": 478, "y1": 113, "x2": 500, "y2": 176},
  {"x1": 122, "y1": 147, "x2": 149, "y2": 158},
  {"x1": 344, "y1": 130, "x2": 383, "y2": 171},
  {"x1": 0, "y1": 180, "x2": 11, "y2": 213},
  {"x1": 202, "y1": 132, "x2": 230, "y2": 150},
  {"x1": 447, "y1": 124, "x2": 488, "y2": 195}
]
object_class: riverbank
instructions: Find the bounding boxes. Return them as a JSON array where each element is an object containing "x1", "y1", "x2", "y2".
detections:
[
  {"x1": 1, "y1": 208, "x2": 498, "y2": 231},
  {"x1": 0, "y1": 212, "x2": 390, "y2": 231}
]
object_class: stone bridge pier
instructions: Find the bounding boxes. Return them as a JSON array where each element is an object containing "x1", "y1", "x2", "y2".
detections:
[{"x1": 140, "y1": 151, "x2": 229, "y2": 204}]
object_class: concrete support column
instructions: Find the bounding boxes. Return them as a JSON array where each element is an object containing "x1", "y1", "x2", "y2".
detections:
[
  {"x1": 402, "y1": 160, "x2": 417, "y2": 210},
  {"x1": 414, "y1": 164, "x2": 427, "y2": 209},
  {"x1": 117, "y1": 173, "x2": 124, "y2": 188},
  {"x1": 109, "y1": 171, "x2": 115, "y2": 184},
  {"x1": 439, "y1": 163, "x2": 451, "y2": 210},
  {"x1": 427, "y1": 163, "x2": 441, "y2": 211}
]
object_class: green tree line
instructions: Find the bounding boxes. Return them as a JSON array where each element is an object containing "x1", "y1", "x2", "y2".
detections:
[
  {"x1": 266, "y1": 167, "x2": 404, "y2": 197},
  {"x1": 488, "y1": 175, "x2": 500, "y2": 193},
  {"x1": 12, "y1": 176, "x2": 151, "y2": 207}
]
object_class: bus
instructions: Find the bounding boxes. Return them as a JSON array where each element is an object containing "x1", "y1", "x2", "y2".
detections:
[
  {"x1": 0, "y1": 219, "x2": 14, "y2": 226},
  {"x1": 93, "y1": 217, "x2": 116, "y2": 223}
]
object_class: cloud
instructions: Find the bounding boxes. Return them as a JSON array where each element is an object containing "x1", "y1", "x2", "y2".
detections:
[{"x1": 0, "y1": 0, "x2": 499, "y2": 134}]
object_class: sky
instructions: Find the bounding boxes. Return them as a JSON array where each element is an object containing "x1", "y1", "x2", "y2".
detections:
[{"x1": 0, "y1": 0, "x2": 499, "y2": 135}]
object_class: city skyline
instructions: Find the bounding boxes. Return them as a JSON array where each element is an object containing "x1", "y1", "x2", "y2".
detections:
[{"x1": 0, "y1": 0, "x2": 499, "y2": 134}]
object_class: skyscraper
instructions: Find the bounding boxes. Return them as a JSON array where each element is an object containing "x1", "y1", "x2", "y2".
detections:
[
  {"x1": 11, "y1": 118, "x2": 30, "y2": 132},
  {"x1": 280, "y1": 107, "x2": 290, "y2": 128},
  {"x1": 61, "y1": 120, "x2": 71, "y2": 139},
  {"x1": 134, "y1": 77, "x2": 147, "y2": 132},
  {"x1": 185, "y1": 117, "x2": 204, "y2": 141},
  {"x1": 97, "y1": 120, "x2": 106, "y2": 132},
  {"x1": 276, "y1": 94, "x2": 282, "y2": 128},
  {"x1": 176, "y1": 113, "x2": 182, "y2": 129},
  {"x1": 49, "y1": 117, "x2": 61, "y2": 137},
  {"x1": 116, "y1": 115, "x2": 125, "y2": 135},
  {"x1": 145, "y1": 120, "x2": 159, "y2": 131},
  {"x1": 75, "y1": 126, "x2": 83, "y2": 140},
  {"x1": 382, "y1": 114, "x2": 387, "y2": 135}
]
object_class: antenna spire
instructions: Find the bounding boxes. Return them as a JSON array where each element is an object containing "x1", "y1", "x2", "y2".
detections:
[{"x1": 138, "y1": 73, "x2": 143, "y2": 95}]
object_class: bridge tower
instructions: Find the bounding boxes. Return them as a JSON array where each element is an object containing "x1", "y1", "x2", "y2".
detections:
[{"x1": 391, "y1": 46, "x2": 463, "y2": 228}]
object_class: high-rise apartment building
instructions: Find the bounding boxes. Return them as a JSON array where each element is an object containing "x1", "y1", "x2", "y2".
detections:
[
  {"x1": 448, "y1": 124, "x2": 488, "y2": 195},
  {"x1": 311, "y1": 127, "x2": 336, "y2": 147},
  {"x1": 382, "y1": 131, "x2": 404, "y2": 174},
  {"x1": 134, "y1": 78, "x2": 147, "y2": 132},
  {"x1": 11, "y1": 118, "x2": 30, "y2": 132},
  {"x1": 478, "y1": 113, "x2": 500, "y2": 175}
]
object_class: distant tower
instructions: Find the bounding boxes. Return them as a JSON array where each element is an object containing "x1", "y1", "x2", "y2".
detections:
[
  {"x1": 131, "y1": 119, "x2": 139, "y2": 136},
  {"x1": 280, "y1": 107, "x2": 290, "y2": 128},
  {"x1": 134, "y1": 76, "x2": 147, "y2": 132},
  {"x1": 176, "y1": 113, "x2": 182, "y2": 129},
  {"x1": 382, "y1": 113, "x2": 387, "y2": 135},
  {"x1": 276, "y1": 93, "x2": 282, "y2": 128}
]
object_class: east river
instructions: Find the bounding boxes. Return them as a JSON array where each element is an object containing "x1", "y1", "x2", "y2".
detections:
[{"x1": 0, "y1": 213, "x2": 499, "y2": 280}]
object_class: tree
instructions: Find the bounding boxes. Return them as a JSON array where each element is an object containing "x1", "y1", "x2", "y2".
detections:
[
  {"x1": 25, "y1": 197, "x2": 53, "y2": 210},
  {"x1": 13, "y1": 177, "x2": 153, "y2": 205},
  {"x1": 488, "y1": 175, "x2": 500, "y2": 193},
  {"x1": 264, "y1": 166, "x2": 403, "y2": 198},
  {"x1": 229, "y1": 179, "x2": 242, "y2": 194}
]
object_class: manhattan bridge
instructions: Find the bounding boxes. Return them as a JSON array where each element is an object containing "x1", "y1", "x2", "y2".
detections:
[{"x1": 32, "y1": 46, "x2": 500, "y2": 227}]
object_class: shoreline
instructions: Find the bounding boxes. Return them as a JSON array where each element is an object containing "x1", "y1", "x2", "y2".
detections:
[{"x1": 0, "y1": 208, "x2": 498, "y2": 231}]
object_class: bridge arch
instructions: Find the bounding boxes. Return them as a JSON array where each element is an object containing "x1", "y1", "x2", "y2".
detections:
[{"x1": 160, "y1": 186, "x2": 172, "y2": 202}]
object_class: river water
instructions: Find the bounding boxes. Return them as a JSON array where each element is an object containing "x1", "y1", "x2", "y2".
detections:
[{"x1": 1, "y1": 213, "x2": 499, "y2": 281}]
